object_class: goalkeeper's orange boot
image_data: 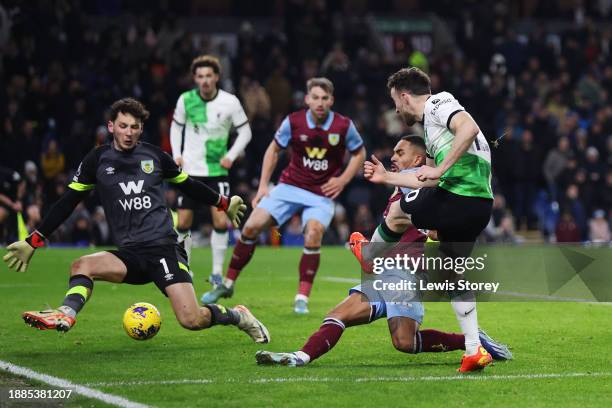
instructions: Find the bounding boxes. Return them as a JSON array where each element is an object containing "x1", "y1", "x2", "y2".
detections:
[
  {"x1": 457, "y1": 346, "x2": 493, "y2": 372},
  {"x1": 22, "y1": 309, "x2": 76, "y2": 332},
  {"x1": 349, "y1": 232, "x2": 373, "y2": 273}
]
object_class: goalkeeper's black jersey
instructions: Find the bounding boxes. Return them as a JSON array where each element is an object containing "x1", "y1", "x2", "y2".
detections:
[{"x1": 70, "y1": 142, "x2": 187, "y2": 248}]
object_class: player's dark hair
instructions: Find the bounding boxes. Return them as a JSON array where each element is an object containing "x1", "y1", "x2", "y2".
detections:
[
  {"x1": 191, "y1": 55, "x2": 222, "y2": 75},
  {"x1": 109, "y1": 98, "x2": 150, "y2": 123},
  {"x1": 387, "y1": 67, "x2": 431, "y2": 96},
  {"x1": 307, "y1": 77, "x2": 334, "y2": 95},
  {"x1": 400, "y1": 135, "x2": 426, "y2": 152}
]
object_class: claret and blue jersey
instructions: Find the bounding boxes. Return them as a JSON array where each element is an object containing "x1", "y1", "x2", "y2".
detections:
[{"x1": 274, "y1": 109, "x2": 364, "y2": 196}]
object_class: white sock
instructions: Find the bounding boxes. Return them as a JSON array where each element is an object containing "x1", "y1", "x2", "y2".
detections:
[
  {"x1": 295, "y1": 294, "x2": 309, "y2": 302},
  {"x1": 370, "y1": 227, "x2": 385, "y2": 243},
  {"x1": 223, "y1": 278, "x2": 234, "y2": 289},
  {"x1": 211, "y1": 230, "x2": 228, "y2": 277},
  {"x1": 294, "y1": 350, "x2": 311, "y2": 364},
  {"x1": 177, "y1": 230, "x2": 192, "y2": 270},
  {"x1": 451, "y1": 294, "x2": 481, "y2": 355},
  {"x1": 58, "y1": 305, "x2": 76, "y2": 318}
]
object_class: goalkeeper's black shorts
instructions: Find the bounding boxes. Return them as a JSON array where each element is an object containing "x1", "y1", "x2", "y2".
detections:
[{"x1": 109, "y1": 243, "x2": 192, "y2": 296}]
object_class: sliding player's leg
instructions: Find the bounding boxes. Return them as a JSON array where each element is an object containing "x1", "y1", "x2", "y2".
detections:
[{"x1": 256, "y1": 291, "x2": 373, "y2": 366}]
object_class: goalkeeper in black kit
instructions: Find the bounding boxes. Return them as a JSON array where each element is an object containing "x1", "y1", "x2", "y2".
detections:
[{"x1": 3, "y1": 98, "x2": 269, "y2": 344}]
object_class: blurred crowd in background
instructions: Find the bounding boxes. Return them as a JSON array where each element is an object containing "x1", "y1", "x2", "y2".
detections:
[{"x1": 1, "y1": 0, "x2": 611, "y2": 246}]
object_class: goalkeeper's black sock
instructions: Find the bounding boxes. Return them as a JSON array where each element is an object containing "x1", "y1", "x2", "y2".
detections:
[
  {"x1": 205, "y1": 304, "x2": 240, "y2": 326},
  {"x1": 60, "y1": 274, "x2": 94, "y2": 317}
]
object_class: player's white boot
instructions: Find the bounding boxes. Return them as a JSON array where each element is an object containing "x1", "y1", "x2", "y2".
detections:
[
  {"x1": 294, "y1": 295, "x2": 309, "y2": 314},
  {"x1": 234, "y1": 305, "x2": 270, "y2": 344},
  {"x1": 255, "y1": 351, "x2": 306, "y2": 367}
]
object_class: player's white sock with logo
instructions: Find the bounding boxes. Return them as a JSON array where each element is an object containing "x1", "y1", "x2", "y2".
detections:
[
  {"x1": 177, "y1": 229, "x2": 193, "y2": 273},
  {"x1": 294, "y1": 350, "x2": 311, "y2": 364},
  {"x1": 451, "y1": 294, "x2": 480, "y2": 355},
  {"x1": 211, "y1": 229, "x2": 228, "y2": 280}
]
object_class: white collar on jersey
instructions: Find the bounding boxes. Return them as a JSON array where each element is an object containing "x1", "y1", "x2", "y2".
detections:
[{"x1": 306, "y1": 109, "x2": 335, "y2": 130}]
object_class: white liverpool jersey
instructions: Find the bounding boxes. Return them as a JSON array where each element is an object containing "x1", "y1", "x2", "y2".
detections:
[{"x1": 171, "y1": 89, "x2": 248, "y2": 177}]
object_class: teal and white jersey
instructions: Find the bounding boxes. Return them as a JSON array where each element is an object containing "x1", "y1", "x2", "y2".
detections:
[
  {"x1": 423, "y1": 92, "x2": 493, "y2": 199},
  {"x1": 171, "y1": 89, "x2": 248, "y2": 177}
]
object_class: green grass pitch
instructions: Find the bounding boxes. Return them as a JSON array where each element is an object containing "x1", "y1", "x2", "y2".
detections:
[{"x1": 1, "y1": 247, "x2": 611, "y2": 407}]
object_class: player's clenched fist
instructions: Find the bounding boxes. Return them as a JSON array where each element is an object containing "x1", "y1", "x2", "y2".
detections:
[{"x1": 363, "y1": 154, "x2": 388, "y2": 184}]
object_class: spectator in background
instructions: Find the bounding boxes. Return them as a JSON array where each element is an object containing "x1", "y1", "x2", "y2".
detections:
[
  {"x1": 70, "y1": 216, "x2": 92, "y2": 247},
  {"x1": 556, "y1": 212, "x2": 581, "y2": 242},
  {"x1": 0, "y1": 166, "x2": 23, "y2": 243},
  {"x1": 561, "y1": 184, "x2": 587, "y2": 240},
  {"x1": 601, "y1": 170, "x2": 612, "y2": 211},
  {"x1": 495, "y1": 212, "x2": 519, "y2": 243},
  {"x1": 240, "y1": 76, "x2": 271, "y2": 122},
  {"x1": 510, "y1": 129, "x2": 540, "y2": 230},
  {"x1": 352, "y1": 204, "x2": 375, "y2": 237},
  {"x1": 41, "y1": 139, "x2": 65, "y2": 182},
  {"x1": 543, "y1": 136, "x2": 573, "y2": 201},
  {"x1": 265, "y1": 55, "x2": 292, "y2": 120},
  {"x1": 589, "y1": 209, "x2": 611, "y2": 243},
  {"x1": 584, "y1": 146, "x2": 605, "y2": 185}
]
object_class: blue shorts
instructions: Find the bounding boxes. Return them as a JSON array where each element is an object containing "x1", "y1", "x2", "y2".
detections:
[
  {"x1": 257, "y1": 183, "x2": 335, "y2": 229},
  {"x1": 349, "y1": 284, "x2": 424, "y2": 324}
]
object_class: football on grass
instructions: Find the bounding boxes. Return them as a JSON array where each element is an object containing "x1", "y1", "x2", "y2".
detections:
[{"x1": 122, "y1": 302, "x2": 161, "y2": 340}]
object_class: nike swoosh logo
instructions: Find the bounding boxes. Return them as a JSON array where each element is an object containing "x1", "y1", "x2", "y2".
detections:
[{"x1": 464, "y1": 307, "x2": 475, "y2": 316}]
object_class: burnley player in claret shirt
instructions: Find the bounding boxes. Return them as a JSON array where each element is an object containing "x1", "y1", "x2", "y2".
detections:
[{"x1": 202, "y1": 77, "x2": 366, "y2": 314}]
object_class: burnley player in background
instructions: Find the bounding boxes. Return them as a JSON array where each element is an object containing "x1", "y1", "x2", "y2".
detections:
[
  {"x1": 202, "y1": 78, "x2": 366, "y2": 314},
  {"x1": 255, "y1": 136, "x2": 512, "y2": 366}
]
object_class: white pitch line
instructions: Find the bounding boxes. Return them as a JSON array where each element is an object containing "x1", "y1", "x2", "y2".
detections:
[
  {"x1": 0, "y1": 360, "x2": 152, "y2": 408},
  {"x1": 86, "y1": 372, "x2": 612, "y2": 387}
]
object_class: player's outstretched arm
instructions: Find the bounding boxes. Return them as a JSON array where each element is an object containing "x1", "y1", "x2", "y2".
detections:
[
  {"x1": 173, "y1": 177, "x2": 246, "y2": 227},
  {"x1": 3, "y1": 188, "x2": 87, "y2": 272},
  {"x1": 252, "y1": 141, "x2": 282, "y2": 208},
  {"x1": 364, "y1": 155, "x2": 437, "y2": 189}
]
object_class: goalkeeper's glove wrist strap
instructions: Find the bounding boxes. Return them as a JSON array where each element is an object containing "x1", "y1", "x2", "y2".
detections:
[
  {"x1": 25, "y1": 230, "x2": 46, "y2": 248},
  {"x1": 216, "y1": 195, "x2": 229, "y2": 212}
]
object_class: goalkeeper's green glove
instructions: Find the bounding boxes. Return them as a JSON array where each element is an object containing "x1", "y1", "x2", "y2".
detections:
[
  {"x1": 217, "y1": 195, "x2": 247, "y2": 228},
  {"x1": 2, "y1": 230, "x2": 45, "y2": 273}
]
